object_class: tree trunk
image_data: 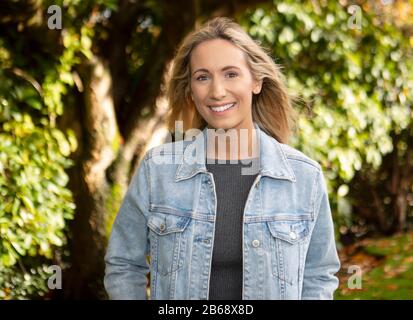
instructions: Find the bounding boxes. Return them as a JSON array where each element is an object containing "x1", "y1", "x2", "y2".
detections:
[{"x1": 61, "y1": 56, "x2": 119, "y2": 299}]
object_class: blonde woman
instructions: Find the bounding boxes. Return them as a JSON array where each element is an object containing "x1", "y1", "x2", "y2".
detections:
[{"x1": 104, "y1": 17, "x2": 340, "y2": 300}]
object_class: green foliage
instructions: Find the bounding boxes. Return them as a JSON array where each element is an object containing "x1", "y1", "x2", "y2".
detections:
[
  {"x1": 0, "y1": 0, "x2": 99, "y2": 298},
  {"x1": 0, "y1": 264, "x2": 54, "y2": 299},
  {"x1": 0, "y1": 68, "x2": 75, "y2": 298},
  {"x1": 241, "y1": 0, "x2": 413, "y2": 231}
]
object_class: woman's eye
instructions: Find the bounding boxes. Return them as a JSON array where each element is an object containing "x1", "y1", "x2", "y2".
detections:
[
  {"x1": 196, "y1": 75, "x2": 208, "y2": 81},
  {"x1": 226, "y1": 72, "x2": 238, "y2": 78}
]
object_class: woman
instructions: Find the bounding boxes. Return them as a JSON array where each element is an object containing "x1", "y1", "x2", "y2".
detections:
[{"x1": 104, "y1": 17, "x2": 340, "y2": 300}]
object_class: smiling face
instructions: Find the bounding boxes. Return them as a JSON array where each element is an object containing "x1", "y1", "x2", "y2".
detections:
[{"x1": 189, "y1": 39, "x2": 262, "y2": 132}]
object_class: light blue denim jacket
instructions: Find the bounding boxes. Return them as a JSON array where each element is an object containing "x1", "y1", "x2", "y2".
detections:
[{"x1": 104, "y1": 122, "x2": 340, "y2": 300}]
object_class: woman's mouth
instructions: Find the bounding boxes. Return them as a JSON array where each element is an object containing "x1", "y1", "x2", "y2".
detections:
[{"x1": 208, "y1": 102, "x2": 236, "y2": 114}]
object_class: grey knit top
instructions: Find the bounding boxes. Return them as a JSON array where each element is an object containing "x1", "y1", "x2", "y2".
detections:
[{"x1": 205, "y1": 157, "x2": 259, "y2": 300}]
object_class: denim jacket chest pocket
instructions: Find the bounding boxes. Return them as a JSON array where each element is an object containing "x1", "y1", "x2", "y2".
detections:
[
  {"x1": 147, "y1": 212, "x2": 191, "y2": 276},
  {"x1": 266, "y1": 219, "x2": 310, "y2": 286}
]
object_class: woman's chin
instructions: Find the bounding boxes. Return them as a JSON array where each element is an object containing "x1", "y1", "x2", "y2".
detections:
[{"x1": 206, "y1": 119, "x2": 239, "y2": 131}]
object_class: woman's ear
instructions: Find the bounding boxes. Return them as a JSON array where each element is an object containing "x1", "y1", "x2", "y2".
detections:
[{"x1": 253, "y1": 79, "x2": 263, "y2": 94}]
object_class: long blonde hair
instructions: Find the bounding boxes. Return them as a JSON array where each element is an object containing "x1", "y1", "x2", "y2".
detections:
[{"x1": 166, "y1": 17, "x2": 298, "y2": 144}]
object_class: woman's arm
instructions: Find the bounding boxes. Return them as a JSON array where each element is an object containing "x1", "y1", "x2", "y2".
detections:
[
  {"x1": 104, "y1": 156, "x2": 150, "y2": 300},
  {"x1": 302, "y1": 169, "x2": 341, "y2": 300}
]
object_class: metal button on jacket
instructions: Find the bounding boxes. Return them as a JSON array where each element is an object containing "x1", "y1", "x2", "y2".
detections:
[{"x1": 252, "y1": 239, "x2": 260, "y2": 247}]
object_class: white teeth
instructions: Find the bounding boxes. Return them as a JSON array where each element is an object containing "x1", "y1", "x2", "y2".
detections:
[{"x1": 209, "y1": 103, "x2": 235, "y2": 112}]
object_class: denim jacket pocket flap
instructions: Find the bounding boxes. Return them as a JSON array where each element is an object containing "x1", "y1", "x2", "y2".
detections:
[
  {"x1": 148, "y1": 212, "x2": 190, "y2": 235},
  {"x1": 266, "y1": 220, "x2": 309, "y2": 244}
]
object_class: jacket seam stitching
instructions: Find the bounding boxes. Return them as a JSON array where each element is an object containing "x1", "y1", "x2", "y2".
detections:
[
  {"x1": 143, "y1": 157, "x2": 151, "y2": 214},
  {"x1": 285, "y1": 155, "x2": 320, "y2": 170},
  {"x1": 310, "y1": 168, "x2": 322, "y2": 221}
]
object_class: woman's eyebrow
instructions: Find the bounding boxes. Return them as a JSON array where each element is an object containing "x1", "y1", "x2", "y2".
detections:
[{"x1": 192, "y1": 65, "x2": 241, "y2": 75}]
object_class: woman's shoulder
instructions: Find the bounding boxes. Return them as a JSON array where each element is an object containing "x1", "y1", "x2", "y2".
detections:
[
  {"x1": 143, "y1": 139, "x2": 193, "y2": 164},
  {"x1": 278, "y1": 142, "x2": 322, "y2": 172}
]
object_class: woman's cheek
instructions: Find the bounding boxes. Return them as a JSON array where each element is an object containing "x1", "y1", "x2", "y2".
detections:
[{"x1": 192, "y1": 85, "x2": 207, "y2": 102}]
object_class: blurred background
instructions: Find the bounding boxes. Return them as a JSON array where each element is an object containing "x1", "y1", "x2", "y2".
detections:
[{"x1": 0, "y1": 0, "x2": 412, "y2": 300}]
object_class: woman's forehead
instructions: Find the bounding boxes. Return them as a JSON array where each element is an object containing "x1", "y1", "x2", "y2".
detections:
[{"x1": 190, "y1": 39, "x2": 247, "y2": 70}]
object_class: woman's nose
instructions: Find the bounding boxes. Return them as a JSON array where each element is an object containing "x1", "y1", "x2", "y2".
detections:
[{"x1": 210, "y1": 79, "x2": 226, "y2": 99}]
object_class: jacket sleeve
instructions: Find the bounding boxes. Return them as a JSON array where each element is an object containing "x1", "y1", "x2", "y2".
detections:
[
  {"x1": 104, "y1": 155, "x2": 150, "y2": 300},
  {"x1": 301, "y1": 168, "x2": 341, "y2": 300}
]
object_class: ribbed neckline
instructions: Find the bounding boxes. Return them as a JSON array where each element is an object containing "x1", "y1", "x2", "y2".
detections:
[{"x1": 205, "y1": 157, "x2": 259, "y2": 165}]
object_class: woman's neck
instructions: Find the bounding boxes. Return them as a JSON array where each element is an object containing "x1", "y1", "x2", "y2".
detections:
[{"x1": 205, "y1": 124, "x2": 259, "y2": 160}]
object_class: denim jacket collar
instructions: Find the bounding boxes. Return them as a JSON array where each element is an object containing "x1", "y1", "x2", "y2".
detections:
[{"x1": 175, "y1": 122, "x2": 296, "y2": 183}]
